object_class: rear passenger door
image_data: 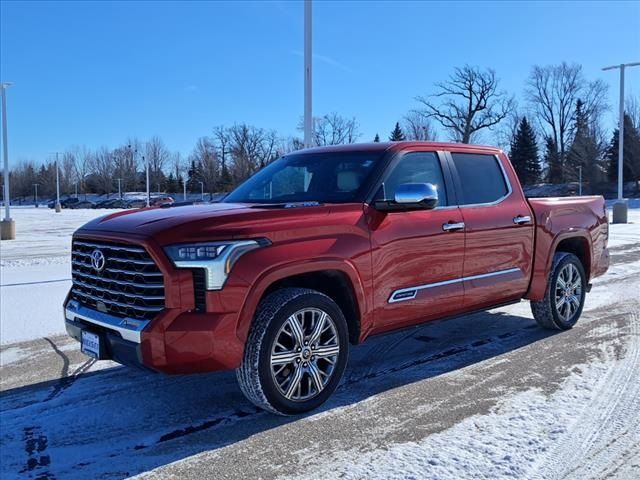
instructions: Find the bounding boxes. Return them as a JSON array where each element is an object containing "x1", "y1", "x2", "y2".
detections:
[{"x1": 447, "y1": 151, "x2": 535, "y2": 310}]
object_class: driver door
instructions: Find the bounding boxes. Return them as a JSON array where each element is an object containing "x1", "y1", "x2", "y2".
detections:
[{"x1": 368, "y1": 150, "x2": 465, "y2": 334}]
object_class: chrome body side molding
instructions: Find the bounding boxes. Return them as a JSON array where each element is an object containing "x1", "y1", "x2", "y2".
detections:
[{"x1": 388, "y1": 267, "x2": 521, "y2": 304}]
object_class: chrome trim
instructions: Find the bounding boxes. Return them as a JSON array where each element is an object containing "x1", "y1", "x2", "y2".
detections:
[
  {"x1": 71, "y1": 289, "x2": 164, "y2": 312},
  {"x1": 72, "y1": 270, "x2": 163, "y2": 289},
  {"x1": 72, "y1": 260, "x2": 163, "y2": 277},
  {"x1": 73, "y1": 250, "x2": 155, "y2": 266},
  {"x1": 513, "y1": 215, "x2": 532, "y2": 224},
  {"x1": 388, "y1": 267, "x2": 521, "y2": 303},
  {"x1": 65, "y1": 300, "x2": 150, "y2": 343},
  {"x1": 395, "y1": 183, "x2": 438, "y2": 205},
  {"x1": 455, "y1": 154, "x2": 513, "y2": 208},
  {"x1": 73, "y1": 241, "x2": 146, "y2": 253},
  {"x1": 72, "y1": 278, "x2": 164, "y2": 301},
  {"x1": 442, "y1": 222, "x2": 465, "y2": 231},
  {"x1": 168, "y1": 240, "x2": 263, "y2": 290}
]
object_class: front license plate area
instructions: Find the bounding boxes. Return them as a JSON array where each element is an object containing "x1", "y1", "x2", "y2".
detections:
[{"x1": 81, "y1": 330, "x2": 101, "y2": 359}]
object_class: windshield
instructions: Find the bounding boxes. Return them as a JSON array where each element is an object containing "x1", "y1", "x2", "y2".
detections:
[{"x1": 223, "y1": 151, "x2": 382, "y2": 204}]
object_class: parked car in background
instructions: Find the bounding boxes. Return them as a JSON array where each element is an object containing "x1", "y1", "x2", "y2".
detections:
[
  {"x1": 64, "y1": 142, "x2": 609, "y2": 415},
  {"x1": 48, "y1": 197, "x2": 80, "y2": 209},
  {"x1": 150, "y1": 195, "x2": 174, "y2": 207},
  {"x1": 126, "y1": 198, "x2": 147, "y2": 209},
  {"x1": 67, "y1": 200, "x2": 95, "y2": 209}
]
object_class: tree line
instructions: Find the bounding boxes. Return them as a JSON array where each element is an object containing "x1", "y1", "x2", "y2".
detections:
[{"x1": 4, "y1": 62, "x2": 640, "y2": 200}]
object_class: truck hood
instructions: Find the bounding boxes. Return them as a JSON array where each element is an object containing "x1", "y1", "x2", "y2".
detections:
[{"x1": 76, "y1": 202, "x2": 346, "y2": 245}]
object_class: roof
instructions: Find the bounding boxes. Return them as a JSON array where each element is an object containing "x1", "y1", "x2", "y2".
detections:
[{"x1": 299, "y1": 141, "x2": 503, "y2": 155}]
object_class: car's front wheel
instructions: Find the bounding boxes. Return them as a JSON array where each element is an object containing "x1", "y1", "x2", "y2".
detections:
[{"x1": 236, "y1": 288, "x2": 349, "y2": 415}]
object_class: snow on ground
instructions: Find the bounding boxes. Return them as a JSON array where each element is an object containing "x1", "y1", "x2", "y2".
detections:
[{"x1": 0, "y1": 208, "x2": 120, "y2": 345}]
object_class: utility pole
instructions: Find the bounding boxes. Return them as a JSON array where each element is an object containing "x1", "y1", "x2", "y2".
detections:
[
  {"x1": 1, "y1": 82, "x2": 15, "y2": 240},
  {"x1": 603, "y1": 61, "x2": 640, "y2": 224},
  {"x1": 54, "y1": 152, "x2": 62, "y2": 212},
  {"x1": 303, "y1": 0, "x2": 313, "y2": 148},
  {"x1": 116, "y1": 178, "x2": 122, "y2": 199},
  {"x1": 144, "y1": 154, "x2": 150, "y2": 207},
  {"x1": 578, "y1": 166, "x2": 582, "y2": 196},
  {"x1": 33, "y1": 183, "x2": 39, "y2": 207}
]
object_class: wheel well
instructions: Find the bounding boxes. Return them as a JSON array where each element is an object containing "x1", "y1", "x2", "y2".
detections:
[
  {"x1": 556, "y1": 237, "x2": 591, "y2": 274},
  {"x1": 263, "y1": 270, "x2": 361, "y2": 344}
]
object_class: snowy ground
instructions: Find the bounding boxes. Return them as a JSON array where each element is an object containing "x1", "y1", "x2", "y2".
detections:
[{"x1": 1, "y1": 207, "x2": 639, "y2": 479}]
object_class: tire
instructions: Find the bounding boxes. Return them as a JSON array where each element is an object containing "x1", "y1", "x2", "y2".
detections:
[
  {"x1": 236, "y1": 287, "x2": 349, "y2": 415},
  {"x1": 531, "y1": 252, "x2": 587, "y2": 330}
]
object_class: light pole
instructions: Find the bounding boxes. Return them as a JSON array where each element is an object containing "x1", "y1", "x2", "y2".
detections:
[
  {"x1": 183, "y1": 178, "x2": 187, "y2": 201},
  {"x1": 199, "y1": 181, "x2": 204, "y2": 200},
  {"x1": 303, "y1": 0, "x2": 313, "y2": 148},
  {"x1": 74, "y1": 182, "x2": 78, "y2": 198},
  {"x1": 1, "y1": 81, "x2": 15, "y2": 240},
  {"x1": 53, "y1": 152, "x2": 62, "y2": 212},
  {"x1": 578, "y1": 166, "x2": 582, "y2": 196},
  {"x1": 144, "y1": 155, "x2": 150, "y2": 207},
  {"x1": 116, "y1": 178, "x2": 122, "y2": 199},
  {"x1": 33, "y1": 183, "x2": 39, "y2": 207},
  {"x1": 603, "y1": 61, "x2": 640, "y2": 223}
]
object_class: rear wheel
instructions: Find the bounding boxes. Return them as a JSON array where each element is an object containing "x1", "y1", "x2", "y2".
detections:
[
  {"x1": 236, "y1": 288, "x2": 349, "y2": 415},
  {"x1": 531, "y1": 252, "x2": 586, "y2": 330}
]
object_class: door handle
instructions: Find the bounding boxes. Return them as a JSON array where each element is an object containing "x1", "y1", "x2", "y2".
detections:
[
  {"x1": 442, "y1": 222, "x2": 465, "y2": 232},
  {"x1": 513, "y1": 215, "x2": 532, "y2": 225}
]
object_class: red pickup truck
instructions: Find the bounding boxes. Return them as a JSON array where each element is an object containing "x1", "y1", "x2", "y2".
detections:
[{"x1": 64, "y1": 142, "x2": 609, "y2": 414}]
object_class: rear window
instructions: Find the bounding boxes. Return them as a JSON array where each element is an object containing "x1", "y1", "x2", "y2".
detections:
[{"x1": 451, "y1": 153, "x2": 508, "y2": 205}]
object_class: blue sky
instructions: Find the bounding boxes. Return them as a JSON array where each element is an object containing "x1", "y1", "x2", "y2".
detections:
[{"x1": 1, "y1": 0, "x2": 639, "y2": 164}]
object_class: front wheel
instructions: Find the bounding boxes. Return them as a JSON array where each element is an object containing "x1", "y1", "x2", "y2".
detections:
[
  {"x1": 236, "y1": 288, "x2": 349, "y2": 415},
  {"x1": 531, "y1": 252, "x2": 586, "y2": 330}
]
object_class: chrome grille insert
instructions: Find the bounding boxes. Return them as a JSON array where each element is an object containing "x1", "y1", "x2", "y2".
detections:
[{"x1": 70, "y1": 239, "x2": 165, "y2": 320}]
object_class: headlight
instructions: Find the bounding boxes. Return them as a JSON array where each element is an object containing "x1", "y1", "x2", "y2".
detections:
[{"x1": 164, "y1": 240, "x2": 268, "y2": 290}]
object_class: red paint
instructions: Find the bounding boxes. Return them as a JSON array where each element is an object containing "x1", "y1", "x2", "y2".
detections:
[{"x1": 68, "y1": 142, "x2": 609, "y2": 374}]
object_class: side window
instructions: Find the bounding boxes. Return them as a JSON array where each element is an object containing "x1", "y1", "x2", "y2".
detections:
[
  {"x1": 381, "y1": 152, "x2": 448, "y2": 206},
  {"x1": 451, "y1": 153, "x2": 508, "y2": 205}
]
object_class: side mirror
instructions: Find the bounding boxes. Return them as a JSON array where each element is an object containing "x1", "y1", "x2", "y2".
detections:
[{"x1": 374, "y1": 183, "x2": 439, "y2": 212}]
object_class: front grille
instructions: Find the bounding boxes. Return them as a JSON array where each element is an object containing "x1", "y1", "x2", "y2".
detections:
[{"x1": 70, "y1": 239, "x2": 165, "y2": 320}]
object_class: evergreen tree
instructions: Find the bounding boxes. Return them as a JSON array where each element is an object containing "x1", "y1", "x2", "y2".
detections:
[
  {"x1": 186, "y1": 160, "x2": 203, "y2": 193},
  {"x1": 165, "y1": 172, "x2": 178, "y2": 193},
  {"x1": 544, "y1": 136, "x2": 561, "y2": 183},
  {"x1": 389, "y1": 122, "x2": 406, "y2": 141},
  {"x1": 509, "y1": 117, "x2": 541, "y2": 185},
  {"x1": 566, "y1": 99, "x2": 601, "y2": 184},
  {"x1": 219, "y1": 163, "x2": 233, "y2": 192},
  {"x1": 607, "y1": 113, "x2": 640, "y2": 185},
  {"x1": 373, "y1": 133, "x2": 380, "y2": 142}
]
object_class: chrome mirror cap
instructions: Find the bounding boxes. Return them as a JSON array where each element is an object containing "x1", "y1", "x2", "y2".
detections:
[{"x1": 394, "y1": 183, "x2": 438, "y2": 208}]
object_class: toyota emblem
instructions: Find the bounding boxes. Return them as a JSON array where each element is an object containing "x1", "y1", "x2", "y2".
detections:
[{"x1": 90, "y1": 249, "x2": 106, "y2": 273}]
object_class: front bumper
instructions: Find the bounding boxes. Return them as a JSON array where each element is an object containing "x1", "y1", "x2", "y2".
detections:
[{"x1": 64, "y1": 298, "x2": 246, "y2": 374}]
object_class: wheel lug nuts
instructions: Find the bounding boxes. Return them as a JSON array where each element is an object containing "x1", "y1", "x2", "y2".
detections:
[
  {"x1": 304, "y1": 341, "x2": 308, "y2": 346},
  {"x1": 297, "y1": 348, "x2": 301, "y2": 352},
  {"x1": 296, "y1": 359, "x2": 300, "y2": 363},
  {"x1": 311, "y1": 345, "x2": 315, "y2": 350},
  {"x1": 303, "y1": 362, "x2": 308, "y2": 367}
]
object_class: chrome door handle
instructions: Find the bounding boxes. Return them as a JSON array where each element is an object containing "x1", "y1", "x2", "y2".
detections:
[
  {"x1": 513, "y1": 215, "x2": 531, "y2": 225},
  {"x1": 442, "y1": 222, "x2": 465, "y2": 231}
]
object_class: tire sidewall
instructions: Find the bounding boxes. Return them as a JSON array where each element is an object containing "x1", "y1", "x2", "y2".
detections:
[
  {"x1": 549, "y1": 254, "x2": 586, "y2": 329},
  {"x1": 257, "y1": 291, "x2": 349, "y2": 415}
]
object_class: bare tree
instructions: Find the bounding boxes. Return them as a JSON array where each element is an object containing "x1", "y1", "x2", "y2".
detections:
[
  {"x1": 145, "y1": 136, "x2": 171, "y2": 191},
  {"x1": 189, "y1": 136, "x2": 219, "y2": 195},
  {"x1": 626, "y1": 95, "x2": 640, "y2": 130},
  {"x1": 526, "y1": 62, "x2": 608, "y2": 182},
  {"x1": 495, "y1": 105, "x2": 522, "y2": 152},
  {"x1": 302, "y1": 113, "x2": 360, "y2": 146},
  {"x1": 402, "y1": 112, "x2": 436, "y2": 141},
  {"x1": 89, "y1": 147, "x2": 115, "y2": 194},
  {"x1": 415, "y1": 65, "x2": 515, "y2": 143}
]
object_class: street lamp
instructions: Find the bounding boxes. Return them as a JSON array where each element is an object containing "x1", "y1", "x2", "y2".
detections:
[
  {"x1": 199, "y1": 181, "x2": 204, "y2": 200},
  {"x1": 143, "y1": 154, "x2": 150, "y2": 207},
  {"x1": 303, "y1": 0, "x2": 313, "y2": 148},
  {"x1": 1, "y1": 81, "x2": 15, "y2": 240},
  {"x1": 578, "y1": 166, "x2": 582, "y2": 196},
  {"x1": 603, "y1": 61, "x2": 640, "y2": 224},
  {"x1": 33, "y1": 183, "x2": 39, "y2": 207},
  {"x1": 116, "y1": 178, "x2": 122, "y2": 199},
  {"x1": 51, "y1": 152, "x2": 62, "y2": 212}
]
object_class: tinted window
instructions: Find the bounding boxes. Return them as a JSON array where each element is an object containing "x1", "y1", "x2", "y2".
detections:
[
  {"x1": 380, "y1": 152, "x2": 447, "y2": 206},
  {"x1": 451, "y1": 153, "x2": 508, "y2": 205},
  {"x1": 224, "y1": 152, "x2": 381, "y2": 204}
]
